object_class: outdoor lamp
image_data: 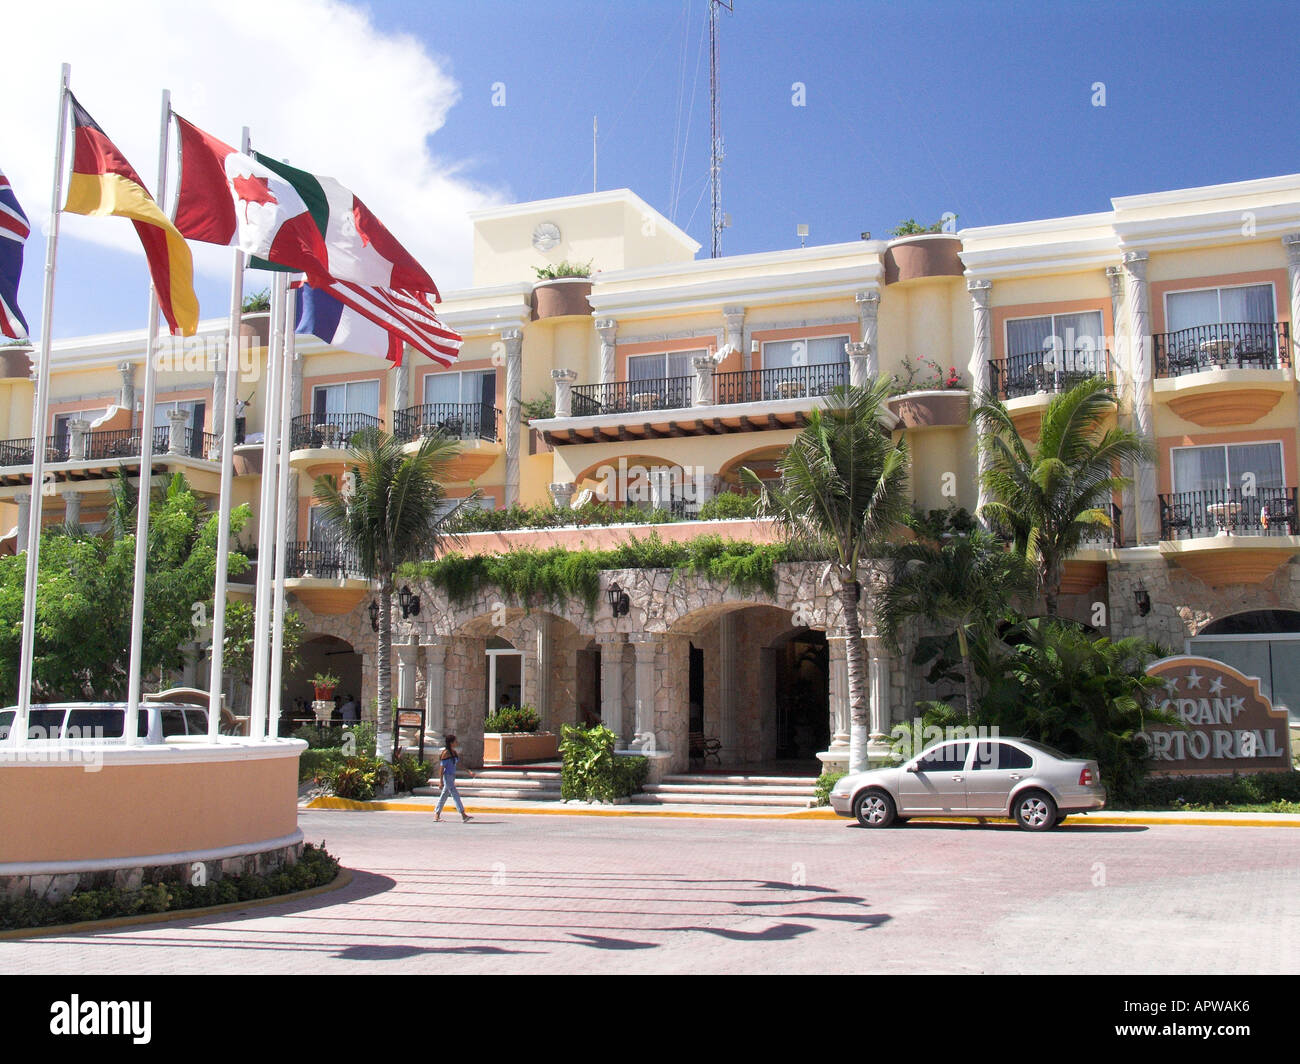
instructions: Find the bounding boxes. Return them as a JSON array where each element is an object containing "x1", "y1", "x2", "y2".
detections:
[
  {"x1": 1134, "y1": 580, "x2": 1151, "y2": 617},
  {"x1": 606, "y1": 581, "x2": 630, "y2": 618},
  {"x1": 399, "y1": 584, "x2": 421, "y2": 619},
  {"x1": 369, "y1": 598, "x2": 380, "y2": 631}
]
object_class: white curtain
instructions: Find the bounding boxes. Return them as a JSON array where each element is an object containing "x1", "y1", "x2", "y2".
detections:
[
  {"x1": 1220, "y1": 284, "x2": 1274, "y2": 324},
  {"x1": 628, "y1": 354, "x2": 664, "y2": 380},
  {"x1": 1227, "y1": 442, "x2": 1284, "y2": 490},
  {"x1": 1006, "y1": 316, "x2": 1054, "y2": 359},
  {"x1": 1171, "y1": 446, "x2": 1227, "y2": 493},
  {"x1": 423, "y1": 373, "x2": 459, "y2": 405},
  {"x1": 1166, "y1": 290, "x2": 1219, "y2": 333}
]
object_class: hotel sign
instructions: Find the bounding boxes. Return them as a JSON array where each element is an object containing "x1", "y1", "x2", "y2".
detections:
[{"x1": 1143, "y1": 656, "x2": 1291, "y2": 773}]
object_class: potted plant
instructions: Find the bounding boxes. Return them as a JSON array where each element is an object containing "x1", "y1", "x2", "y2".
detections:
[
  {"x1": 312, "y1": 671, "x2": 340, "y2": 702},
  {"x1": 532, "y1": 261, "x2": 594, "y2": 320},
  {"x1": 883, "y1": 216, "x2": 963, "y2": 284},
  {"x1": 483, "y1": 704, "x2": 559, "y2": 764},
  {"x1": 886, "y1": 356, "x2": 970, "y2": 429}
]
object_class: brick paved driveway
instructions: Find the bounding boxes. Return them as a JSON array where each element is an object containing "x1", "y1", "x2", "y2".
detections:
[{"x1": 3, "y1": 811, "x2": 1295, "y2": 974}]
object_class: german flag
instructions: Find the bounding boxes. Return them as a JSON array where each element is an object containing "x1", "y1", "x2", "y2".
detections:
[{"x1": 63, "y1": 94, "x2": 198, "y2": 336}]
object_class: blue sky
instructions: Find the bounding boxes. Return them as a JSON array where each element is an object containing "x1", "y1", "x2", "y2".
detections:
[{"x1": 10, "y1": 0, "x2": 1300, "y2": 339}]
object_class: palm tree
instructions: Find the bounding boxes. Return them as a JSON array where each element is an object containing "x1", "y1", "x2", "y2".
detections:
[
  {"x1": 314, "y1": 426, "x2": 475, "y2": 763},
  {"x1": 973, "y1": 375, "x2": 1154, "y2": 617},
  {"x1": 876, "y1": 524, "x2": 1034, "y2": 720},
  {"x1": 744, "y1": 379, "x2": 910, "y2": 773}
]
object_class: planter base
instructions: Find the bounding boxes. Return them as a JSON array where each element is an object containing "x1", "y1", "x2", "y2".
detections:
[{"x1": 483, "y1": 731, "x2": 559, "y2": 765}]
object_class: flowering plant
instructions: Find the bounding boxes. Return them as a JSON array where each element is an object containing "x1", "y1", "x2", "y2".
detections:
[{"x1": 890, "y1": 355, "x2": 964, "y2": 394}]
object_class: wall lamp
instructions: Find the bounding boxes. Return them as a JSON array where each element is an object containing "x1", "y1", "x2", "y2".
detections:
[
  {"x1": 399, "y1": 584, "x2": 421, "y2": 619},
  {"x1": 369, "y1": 598, "x2": 380, "y2": 632},
  {"x1": 1134, "y1": 580, "x2": 1151, "y2": 617},
  {"x1": 606, "y1": 581, "x2": 630, "y2": 618}
]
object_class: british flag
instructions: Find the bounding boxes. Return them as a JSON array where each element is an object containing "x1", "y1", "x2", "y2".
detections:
[{"x1": 0, "y1": 168, "x2": 31, "y2": 341}]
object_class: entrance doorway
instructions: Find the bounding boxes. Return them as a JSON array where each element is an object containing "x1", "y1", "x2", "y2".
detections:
[
  {"x1": 773, "y1": 630, "x2": 829, "y2": 764},
  {"x1": 486, "y1": 636, "x2": 523, "y2": 712}
]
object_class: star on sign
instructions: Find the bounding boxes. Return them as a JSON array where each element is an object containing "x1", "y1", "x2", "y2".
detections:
[
  {"x1": 1185, "y1": 669, "x2": 1203, "y2": 689},
  {"x1": 1164, "y1": 677, "x2": 1179, "y2": 694},
  {"x1": 1209, "y1": 676, "x2": 1225, "y2": 695}
]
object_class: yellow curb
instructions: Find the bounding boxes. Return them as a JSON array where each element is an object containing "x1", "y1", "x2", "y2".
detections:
[
  {"x1": 0, "y1": 868, "x2": 353, "y2": 940},
  {"x1": 304, "y1": 797, "x2": 1300, "y2": 828}
]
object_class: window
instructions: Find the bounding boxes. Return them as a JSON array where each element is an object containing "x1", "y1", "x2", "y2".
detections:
[
  {"x1": 627, "y1": 350, "x2": 702, "y2": 381},
  {"x1": 312, "y1": 379, "x2": 380, "y2": 420},
  {"x1": 915, "y1": 742, "x2": 969, "y2": 772},
  {"x1": 1166, "y1": 284, "x2": 1274, "y2": 334},
  {"x1": 1170, "y1": 442, "x2": 1284, "y2": 495},
  {"x1": 423, "y1": 369, "x2": 496, "y2": 408},
  {"x1": 433, "y1": 496, "x2": 494, "y2": 522},
  {"x1": 154, "y1": 399, "x2": 208, "y2": 456},
  {"x1": 971, "y1": 742, "x2": 1033, "y2": 771},
  {"x1": 761, "y1": 335, "x2": 849, "y2": 369},
  {"x1": 307, "y1": 506, "x2": 339, "y2": 544},
  {"x1": 1192, "y1": 611, "x2": 1300, "y2": 723},
  {"x1": 53, "y1": 408, "x2": 107, "y2": 439},
  {"x1": 1005, "y1": 311, "x2": 1105, "y2": 359}
]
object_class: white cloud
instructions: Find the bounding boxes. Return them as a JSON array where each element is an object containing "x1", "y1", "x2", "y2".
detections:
[{"x1": 4, "y1": 0, "x2": 500, "y2": 291}]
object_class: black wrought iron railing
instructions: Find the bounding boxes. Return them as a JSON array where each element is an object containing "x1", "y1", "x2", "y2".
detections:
[
  {"x1": 1077, "y1": 501, "x2": 1125, "y2": 549},
  {"x1": 284, "y1": 540, "x2": 367, "y2": 580},
  {"x1": 713, "y1": 362, "x2": 849, "y2": 405},
  {"x1": 989, "y1": 349, "x2": 1113, "y2": 401},
  {"x1": 571, "y1": 376, "x2": 692, "y2": 416},
  {"x1": 393, "y1": 402, "x2": 499, "y2": 443},
  {"x1": 289, "y1": 413, "x2": 383, "y2": 451},
  {"x1": 0, "y1": 436, "x2": 67, "y2": 467},
  {"x1": 1154, "y1": 322, "x2": 1290, "y2": 378},
  {"x1": 1159, "y1": 487, "x2": 1298, "y2": 539}
]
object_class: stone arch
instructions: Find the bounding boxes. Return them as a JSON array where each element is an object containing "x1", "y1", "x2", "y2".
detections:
[
  {"x1": 717, "y1": 444, "x2": 786, "y2": 490},
  {"x1": 287, "y1": 632, "x2": 363, "y2": 730}
]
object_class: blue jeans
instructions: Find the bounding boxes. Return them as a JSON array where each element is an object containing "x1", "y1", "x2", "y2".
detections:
[{"x1": 436, "y1": 776, "x2": 465, "y2": 816}]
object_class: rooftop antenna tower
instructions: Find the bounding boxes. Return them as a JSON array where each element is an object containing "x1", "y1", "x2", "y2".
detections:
[{"x1": 709, "y1": 0, "x2": 733, "y2": 258}]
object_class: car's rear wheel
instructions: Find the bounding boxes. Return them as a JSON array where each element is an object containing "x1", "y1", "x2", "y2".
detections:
[
  {"x1": 1013, "y1": 790, "x2": 1057, "y2": 832},
  {"x1": 854, "y1": 789, "x2": 896, "y2": 828}
]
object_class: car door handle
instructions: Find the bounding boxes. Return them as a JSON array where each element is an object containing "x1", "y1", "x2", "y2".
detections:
[
  {"x1": 1009, "y1": 774, "x2": 1022, "y2": 780},
  {"x1": 951, "y1": 775, "x2": 963, "y2": 782}
]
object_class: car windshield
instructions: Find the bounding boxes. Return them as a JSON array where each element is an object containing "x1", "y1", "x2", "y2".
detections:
[{"x1": 1015, "y1": 738, "x2": 1073, "y2": 761}]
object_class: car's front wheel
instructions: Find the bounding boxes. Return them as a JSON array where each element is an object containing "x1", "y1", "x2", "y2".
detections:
[
  {"x1": 1013, "y1": 790, "x2": 1058, "y2": 832},
  {"x1": 854, "y1": 789, "x2": 896, "y2": 828}
]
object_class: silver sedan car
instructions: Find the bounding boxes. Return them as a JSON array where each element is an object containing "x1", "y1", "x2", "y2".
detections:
[{"x1": 829, "y1": 737, "x2": 1106, "y2": 831}]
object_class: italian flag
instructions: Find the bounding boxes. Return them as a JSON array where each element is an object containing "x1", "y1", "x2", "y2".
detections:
[{"x1": 173, "y1": 116, "x2": 437, "y2": 296}]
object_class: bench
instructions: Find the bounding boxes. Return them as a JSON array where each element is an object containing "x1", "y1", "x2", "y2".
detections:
[{"x1": 689, "y1": 731, "x2": 721, "y2": 765}]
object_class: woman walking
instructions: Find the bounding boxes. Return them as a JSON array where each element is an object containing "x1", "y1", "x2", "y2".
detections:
[{"x1": 434, "y1": 734, "x2": 473, "y2": 823}]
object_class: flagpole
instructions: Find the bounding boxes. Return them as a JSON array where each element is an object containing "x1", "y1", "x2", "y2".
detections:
[
  {"x1": 248, "y1": 268, "x2": 286, "y2": 738},
  {"x1": 13, "y1": 63, "x2": 71, "y2": 747},
  {"x1": 206, "y1": 127, "x2": 249, "y2": 739},
  {"x1": 268, "y1": 277, "x2": 297, "y2": 736},
  {"x1": 124, "y1": 88, "x2": 172, "y2": 746}
]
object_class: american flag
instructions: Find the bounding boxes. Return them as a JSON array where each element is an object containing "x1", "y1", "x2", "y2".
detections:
[
  {"x1": 315, "y1": 278, "x2": 463, "y2": 366},
  {"x1": 0, "y1": 169, "x2": 31, "y2": 341}
]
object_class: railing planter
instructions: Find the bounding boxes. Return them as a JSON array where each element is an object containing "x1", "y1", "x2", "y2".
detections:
[
  {"x1": 239, "y1": 311, "x2": 271, "y2": 350},
  {"x1": 886, "y1": 389, "x2": 970, "y2": 430},
  {"x1": 0, "y1": 345, "x2": 31, "y2": 380},
  {"x1": 883, "y1": 233, "x2": 964, "y2": 285},
  {"x1": 532, "y1": 277, "x2": 593, "y2": 321}
]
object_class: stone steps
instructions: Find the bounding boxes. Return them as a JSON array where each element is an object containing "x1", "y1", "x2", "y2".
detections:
[{"x1": 632, "y1": 773, "x2": 819, "y2": 809}]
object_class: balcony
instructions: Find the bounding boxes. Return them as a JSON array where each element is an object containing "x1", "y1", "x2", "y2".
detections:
[
  {"x1": 989, "y1": 349, "x2": 1114, "y2": 401},
  {"x1": 1154, "y1": 322, "x2": 1290, "y2": 378},
  {"x1": 572, "y1": 377, "x2": 692, "y2": 417},
  {"x1": 0, "y1": 426, "x2": 216, "y2": 485},
  {"x1": 1157, "y1": 487, "x2": 1300, "y2": 587},
  {"x1": 393, "y1": 402, "x2": 500, "y2": 444},
  {"x1": 714, "y1": 362, "x2": 848, "y2": 405},
  {"x1": 289, "y1": 412, "x2": 384, "y2": 452},
  {"x1": 283, "y1": 539, "x2": 369, "y2": 616}
]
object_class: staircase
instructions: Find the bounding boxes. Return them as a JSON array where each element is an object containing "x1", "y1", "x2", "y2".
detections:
[
  {"x1": 414, "y1": 763, "x2": 562, "y2": 803},
  {"x1": 631, "y1": 773, "x2": 819, "y2": 810}
]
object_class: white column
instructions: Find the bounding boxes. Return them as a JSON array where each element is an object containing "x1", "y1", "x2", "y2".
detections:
[
  {"x1": 535, "y1": 618, "x2": 553, "y2": 732},
  {"x1": 629, "y1": 632, "x2": 657, "y2": 745},
  {"x1": 1108, "y1": 264, "x2": 1136, "y2": 547},
  {"x1": 502, "y1": 327, "x2": 523, "y2": 508},
  {"x1": 397, "y1": 640, "x2": 418, "y2": 708},
  {"x1": 722, "y1": 305, "x2": 745, "y2": 356},
  {"x1": 15, "y1": 491, "x2": 31, "y2": 554},
  {"x1": 63, "y1": 490, "x2": 81, "y2": 528},
  {"x1": 598, "y1": 635, "x2": 625, "y2": 740},
  {"x1": 717, "y1": 614, "x2": 737, "y2": 764},
  {"x1": 1122, "y1": 250, "x2": 1157, "y2": 545},
  {"x1": 167, "y1": 409, "x2": 189, "y2": 455},
  {"x1": 968, "y1": 278, "x2": 993, "y2": 520},
  {"x1": 596, "y1": 319, "x2": 618, "y2": 383},
  {"x1": 549, "y1": 481, "x2": 575, "y2": 509},
  {"x1": 1284, "y1": 234, "x2": 1300, "y2": 380},
  {"x1": 552, "y1": 368, "x2": 577, "y2": 418},
  {"x1": 867, "y1": 635, "x2": 892, "y2": 756},
  {"x1": 825, "y1": 633, "x2": 850, "y2": 750},
  {"x1": 67, "y1": 418, "x2": 89, "y2": 461},
  {"x1": 692, "y1": 354, "x2": 715, "y2": 407},
  {"x1": 846, "y1": 342, "x2": 871, "y2": 389},
  {"x1": 119, "y1": 361, "x2": 136, "y2": 425},
  {"x1": 855, "y1": 290, "x2": 880, "y2": 378},
  {"x1": 423, "y1": 639, "x2": 447, "y2": 747}
]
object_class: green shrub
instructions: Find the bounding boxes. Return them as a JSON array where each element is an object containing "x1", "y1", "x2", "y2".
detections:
[
  {"x1": 534, "y1": 259, "x2": 592, "y2": 280},
  {"x1": 390, "y1": 753, "x2": 432, "y2": 793},
  {"x1": 1118, "y1": 771, "x2": 1300, "y2": 811},
  {"x1": 318, "y1": 754, "x2": 390, "y2": 801},
  {"x1": 814, "y1": 771, "x2": 846, "y2": 807},
  {"x1": 484, "y1": 704, "x2": 541, "y2": 733},
  {"x1": 697, "y1": 492, "x2": 760, "y2": 520},
  {"x1": 559, "y1": 723, "x2": 647, "y2": 801}
]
